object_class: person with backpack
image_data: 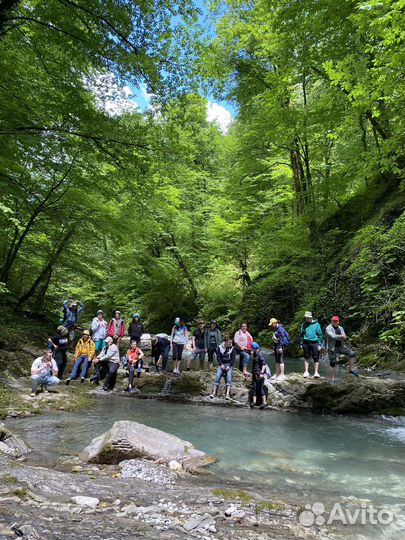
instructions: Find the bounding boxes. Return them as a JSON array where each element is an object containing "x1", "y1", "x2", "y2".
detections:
[
  {"x1": 300, "y1": 311, "x2": 323, "y2": 378},
  {"x1": 204, "y1": 320, "x2": 221, "y2": 370},
  {"x1": 91, "y1": 310, "x2": 107, "y2": 355},
  {"x1": 187, "y1": 320, "x2": 206, "y2": 370},
  {"x1": 209, "y1": 336, "x2": 235, "y2": 400},
  {"x1": 250, "y1": 342, "x2": 268, "y2": 409},
  {"x1": 170, "y1": 318, "x2": 189, "y2": 374},
  {"x1": 107, "y1": 310, "x2": 125, "y2": 347},
  {"x1": 128, "y1": 313, "x2": 144, "y2": 345},
  {"x1": 268, "y1": 318, "x2": 291, "y2": 380},
  {"x1": 325, "y1": 315, "x2": 359, "y2": 383}
]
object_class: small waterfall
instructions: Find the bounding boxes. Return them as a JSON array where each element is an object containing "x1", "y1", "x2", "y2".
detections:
[{"x1": 160, "y1": 377, "x2": 172, "y2": 396}]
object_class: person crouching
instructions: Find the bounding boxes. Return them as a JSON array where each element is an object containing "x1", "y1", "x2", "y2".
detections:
[
  {"x1": 209, "y1": 336, "x2": 235, "y2": 400},
  {"x1": 126, "y1": 342, "x2": 144, "y2": 393},
  {"x1": 30, "y1": 350, "x2": 59, "y2": 396}
]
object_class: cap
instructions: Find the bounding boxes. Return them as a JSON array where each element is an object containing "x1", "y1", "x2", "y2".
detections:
[
  {"x1": 174, "y1": 317, "x2": 180, "y2": 324},
  {"x1": 268, "y1": 318, "x2": 278, "y2": 326},
  {"x1": 210, "y1": 320, "x2": 217, "y2": 325},
  {"x1": 57, "y1": 325, "x2": 66, "y2": 332},
  {"x1": 331, "y1": 315, "x2": 340, "y2": 321},
  {"x1": 82, "y1": 330, "x2": 90, "y2": 336},
  {"x1": 304, "y1": 311, "x2": 313, "y2": 318},
  {"x1": 133, "y1": 313, "x2": 140, "y2": 318},
  {"x1": 105, "y1": 336, "x2": 113, "y2": 343},
  {"x1": 97, "y1": 309, "x2": 104, "y2": 315},
  {"x1": 251, "y1": 342, "x2": 260, "y2": 350}
]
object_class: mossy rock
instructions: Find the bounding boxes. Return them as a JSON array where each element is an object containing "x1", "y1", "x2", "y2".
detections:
[
  {"x1": 170, "y1": 372, "x2": 206, "y2": 395},
  {"x1": 136, "y1": 373, "x2": 166, "y2": 393}
]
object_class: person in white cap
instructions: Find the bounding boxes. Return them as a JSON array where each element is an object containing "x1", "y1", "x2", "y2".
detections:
[
  {"x1": 299, "y1": 311, "x2": 323, "y2": 378},
  {"x1": 93, "y1": 335, "x2": 120, "y2": 391}
]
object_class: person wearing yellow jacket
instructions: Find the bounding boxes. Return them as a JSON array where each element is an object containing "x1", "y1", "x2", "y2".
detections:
[{"x1": 65, "y1": 330, "x2": 95, "y2": 384}]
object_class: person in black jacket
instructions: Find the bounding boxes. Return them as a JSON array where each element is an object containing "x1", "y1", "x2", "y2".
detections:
[
  {"x1": 209, "y1": 336, "x2": 235, "y2": 400},
  {"x1": 48, "y1": 325, "x2": 69, "y2": 379},
  {"x1": 151, "y1": 334, "x2": 171, "y2": 372},
  {"x1": 128, "y1": 313, "x2": 145, "y2": 345},
  {"x1": 250, "y1": 342, "x2": 268, "y2": 409}
]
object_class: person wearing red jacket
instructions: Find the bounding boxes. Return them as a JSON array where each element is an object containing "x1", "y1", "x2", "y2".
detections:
[{"x1": 107, "y1": 310, "x2": 125, "y2": 347}]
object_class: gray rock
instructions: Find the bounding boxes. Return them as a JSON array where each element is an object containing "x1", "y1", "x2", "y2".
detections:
[
  {"x1": 71, "y1": 496, "x2": 100, "y2": 509},
  {"x1": 81, "y1": 420, "x2": 217, "y2": 467},
  {"x1": 182, "y1": 513, "x2": 215, "y2": 531}
]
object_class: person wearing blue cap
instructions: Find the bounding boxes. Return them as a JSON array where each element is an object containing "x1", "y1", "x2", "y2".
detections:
[
  {"x1": 128, "y1": 313, "x2": 145, "y2": 346},
  {"x1": 250, "y1": 342, "x2": 268, "y2": 409}
]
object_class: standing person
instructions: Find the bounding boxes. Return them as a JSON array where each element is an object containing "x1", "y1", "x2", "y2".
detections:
[
  {"x1": 300, "y1": 311, "x2": 323, "y2": 378},
  {"x1": 170, "y1": 317, "x2": 189, "y2": 374},
  {"x1": 48, "y1": 325, "x2": 69, "y2": 379},
  {"x1": 107, "y1": 310, "x2": 125, "y2": 347},
  {"x1": 187, "y1": 320, "x2": 206, "y2": 370},
  {"x1": 126, "y1": 341, "x2": 145, "y2": 393},
  {"x1": 268, "y1": 318, "x2": 291, "y2": 381},
  {"x1": 325, "y1": 315, "x2": 359, "y2": 383},
  {"x1": 30, "y1": 350, "x2": 59, "y2": 397},
  {"x1": 209, "y1": 336, "x2": 236, "y2": 400},
  {"x1": 204, "y1": 320, "x2": 221, "y2": 370},
  {"x1": 94, "y1": 336, "x2": 120, "y2": 391},
  {"x1": 65, "y1": 330, "x2": 95, "y2": 384},
  {"x1": 62, "y1": 298, "x2": 85, "y2": 346},
  {"x1": 151, "y1": 334, "x2": 171, "y2": 372},
  {"x1": 127, "y1": 313, "x2": 145, "y2": 345},
  {"x1": 233, "y1": 322, "x2": 253, "y2": 377},
  {"x1": 91, "y1": 310, "x2": 107, "y2": 355},
  {"x1": 250, "y1": 342, "x2": 268, "y2": 409}
]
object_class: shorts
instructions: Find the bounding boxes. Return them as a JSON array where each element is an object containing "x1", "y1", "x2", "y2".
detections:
[
  {"x1": 328, "y1": 346, "x2": 356, "y2": 367},
  {"x1": 303, "y1": 342, "x2": 320, "y2": 362}
]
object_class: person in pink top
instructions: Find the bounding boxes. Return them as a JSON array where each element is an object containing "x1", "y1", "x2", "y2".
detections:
[
  {"x1": 233, "y1": 322, "x2": 253, "y2": 377},
  {"x1": 107, "y1": 310, "x2": 125, "y2": 347}
]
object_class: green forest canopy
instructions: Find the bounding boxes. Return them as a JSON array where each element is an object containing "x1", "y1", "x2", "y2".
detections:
[{"x1": 0, "y1": 0, "x2": 404, "y2": 353}]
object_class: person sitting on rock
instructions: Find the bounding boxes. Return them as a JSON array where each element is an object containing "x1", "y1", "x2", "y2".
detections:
[
  {"x1": 30, "y1": 350, "x2": 60, "y2": 396},
  {"x1": 151, "y1": 334, "x2": 171, "y2": 372},
  {"x1": 300, "y1": 311, "x2": 323, "y2": 378},
  {"x1": 250, "y1": 342, "x2": 268, "y2": 410},
  {"x1": 325, "y1": 315, "x2": 359, "y2": 383},
  {"x1": 268, "y1": 318, "x2": 291, "y2": 381},
  {"x1": 94, "y1": 336, "x2": 120, "y2": 392},
  {"x1": 48, "y1": 325, "x2": 69, "y2": 380},
  {"x1": 128, "y1": 313, "x2": 145, "y2": 346},
  {"x1": 65, "y1": 330, "x2": 95, "y2": 385},
  {"x1": 210, "y1": 336, "x2": 235, "y2": 400},
  {"x1": 126, "y1": 342, "x2": 145, "y2": 393}
]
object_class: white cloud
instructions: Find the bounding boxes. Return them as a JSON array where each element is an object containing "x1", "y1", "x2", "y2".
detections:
[
  {"x1": 206, "y1": 102, "x2": 233, "y2": 133},
  {"x1": 86, "y1": 72, "x2": 139, "y2": 116}
]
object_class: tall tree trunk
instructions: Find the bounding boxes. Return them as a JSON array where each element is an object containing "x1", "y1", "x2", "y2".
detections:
[
  {"x1": 18, "y1": 225, "x2": 76, "y2": 306},
  {"x1": 164, "y1": 234, "x2": 199, "y2": 301}
]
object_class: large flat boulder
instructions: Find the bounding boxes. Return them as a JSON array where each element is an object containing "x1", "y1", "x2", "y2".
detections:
[{"x1": 80, "y1": 420, "x2": 216, "y2": 468}]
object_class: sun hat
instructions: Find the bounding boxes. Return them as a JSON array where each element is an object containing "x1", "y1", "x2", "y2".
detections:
[
  {"x1": 82, "y1": 330, "x2": 90, "y2": 336},
  {"x1": 304, "y1": 311, "x2": 313, "y2": 318},
  {"x1": 268, "y1": 318, "x2": 278, "y2": 326}
]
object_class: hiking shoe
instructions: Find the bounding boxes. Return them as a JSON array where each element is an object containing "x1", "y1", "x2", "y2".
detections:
[
  {"x1": 303, "y1": 371, "x2": 309, "y2": 378},
  {"x1": 30, "y1": 392, "x2": 36, "y2": 397},
  {"x1": 270, "y1": 375, "x2": 277, "y2": 380},
  {"x1": 250, "y1": 403, "x2": 255, "y2": 409},
  {"x1": 314, "y1": 373, "x2": 320, "y2": 378},
  {"x1": 186, "y1": 367, "x2": 191, "y2": 371},
  {"x1": 225, "y1": 396, "x2": 231, "y2": 401},
  {"x1": 65, "y1": 379, "x2": 71, "y2": 386},
  {"x1": 102, "y1": 386, "x2": 110, "y2": 392},
  {"x1": 80, "y1": 378, "x2": 85, "y2": 384},
  {"x1": 350, "y1": 370, "x2": 359, "y2": 377},
  {"x1": 259, "y1": 404, "x2": 265, "y2": 410},
  {"x1": 209, "y1": 394, "x2": 215, "y2": 399},
  {"x1": 330, "y1": 380, "x2": 337, "y2": 385}
]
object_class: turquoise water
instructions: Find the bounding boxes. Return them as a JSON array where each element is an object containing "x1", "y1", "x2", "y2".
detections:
[{"x1": 8, "y1": 397, "x2": 404, "y2": 511}]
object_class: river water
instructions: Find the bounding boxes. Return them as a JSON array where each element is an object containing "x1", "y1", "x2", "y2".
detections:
[{"x1": 7, "y1": 394, "x2": 405, "y2": 534}]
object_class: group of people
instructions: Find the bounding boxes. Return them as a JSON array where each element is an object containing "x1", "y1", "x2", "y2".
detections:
[{"x1": 29, "y1": 300, "x2": 359, "y2": 405}]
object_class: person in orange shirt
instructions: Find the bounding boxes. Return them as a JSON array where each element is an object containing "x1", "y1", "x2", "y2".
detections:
[{"x1": 126, "y1": 342, "x2": 144, "y2": 393}]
